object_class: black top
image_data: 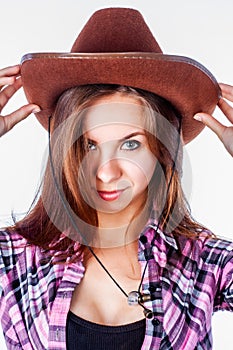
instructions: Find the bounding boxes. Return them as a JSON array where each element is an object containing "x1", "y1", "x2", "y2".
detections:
[{"x1": 66, "y1": 310, "x2": 146, "y2": 350}]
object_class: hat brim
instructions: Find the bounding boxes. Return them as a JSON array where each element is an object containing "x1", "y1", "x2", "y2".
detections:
[{"x1": 21, "y1": 52, "x2": 221, "y2": 144}]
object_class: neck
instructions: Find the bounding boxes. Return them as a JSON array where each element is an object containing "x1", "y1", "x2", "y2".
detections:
[
  {"x1": 92, "y1": 205, "x2": 149, "y2": 249},
  {"x1": 89, "y1": 239, "x2": 141, "y2": 280}
]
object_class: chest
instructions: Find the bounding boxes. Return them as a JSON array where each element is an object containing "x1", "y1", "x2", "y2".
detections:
[{"x1": 70, "y1": 255, "x2": 145, "y2": 325}]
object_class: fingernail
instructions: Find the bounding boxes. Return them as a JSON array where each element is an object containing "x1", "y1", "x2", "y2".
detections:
[
  {"x1": 193, "y1": 114, "x2": 202, "y2": 122},
  {"x1": 32, "y1": 107, "x2": 41, "y2": 113}
]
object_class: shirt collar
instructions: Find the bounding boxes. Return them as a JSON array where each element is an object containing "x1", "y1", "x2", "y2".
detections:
[
  {"x1": 151, "y1": 224, "x2": 178, "y2": 250},
  {"x1": 141, "y1": 217, "x2": 178, "y2": 251}
]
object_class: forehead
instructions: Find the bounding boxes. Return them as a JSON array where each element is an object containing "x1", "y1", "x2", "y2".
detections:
[{"x1": 83, "y1": 95, "x2": 146, "y2": 134}]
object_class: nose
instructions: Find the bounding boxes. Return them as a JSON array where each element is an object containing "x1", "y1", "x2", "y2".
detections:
[{"x1": 96, "y1": 158, "x2": 122, "y2": 184}]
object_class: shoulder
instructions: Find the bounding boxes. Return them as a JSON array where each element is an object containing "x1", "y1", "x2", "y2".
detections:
[
  {"x1": 199, "y1": 233, "x2": 233, "y2": 266},
  {"x1": 174, "y1": 230, "x2": 233, "y2": 276},
  {"x1": 0, "y1": 229, "x2": 40, "y2": 274},
  {"x1": 199, "y1": 231, "x2": 233, "y2": 254},
  {"x1": 171, "y1": 229, "x2": 233, "y2": 267},
  {"x1": 0, "y1": 229, "x2": 27, "y2": 254}
]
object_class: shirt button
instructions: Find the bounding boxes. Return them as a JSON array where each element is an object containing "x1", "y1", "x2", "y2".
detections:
[
  {"x1": 139, "y1": 235, "x2": 147, "y2": 244},
  {"x1": 56, "y1": 328, "x2": 59, "y2": 340},
  {"x1": 149, "y1": 285, "x2": 162, "y2": 293},
  {"x1": 152, "y1": 318, "x2": 160, "y2": 326}
]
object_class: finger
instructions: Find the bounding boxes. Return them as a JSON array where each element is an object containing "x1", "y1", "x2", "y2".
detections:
[
  {"x1": 219, "y1": 83, "x2": 233, "y2": 102},
  {"x1": 0, "y1": 104, "x2": 41, "y2": 136},
  {"x1": 0, "y1": 77, "x2": 22, "y2": 110},
  {"x1": 217, "y1": 98, "x2": 233, "y2": 124},
  {"x1": 0, "y1": 65, "x2": 20, "y2": 89},
  {"x1": 0, "y1": 65, "x2": 20, "y2": 77},
  {"x1": 193, "y1": 112, "x2": 226, "y2": 141},
  {"x1": 221, "y1": 127, "x2": 233, "y2": 156}
]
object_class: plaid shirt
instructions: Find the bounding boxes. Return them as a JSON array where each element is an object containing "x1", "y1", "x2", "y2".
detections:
[{"x1": 0, "y1": 224, "x2": 232, "y2": 350}]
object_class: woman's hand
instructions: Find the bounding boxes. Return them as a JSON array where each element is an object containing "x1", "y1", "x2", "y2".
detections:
[
  {"x1": 0, "y1": 65, "x2": 40, "y2": 137},
  {"x1": 193, "y1": 83, "x2": 233, "y2": 156}
]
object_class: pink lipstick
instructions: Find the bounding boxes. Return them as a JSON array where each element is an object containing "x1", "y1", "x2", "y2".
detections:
[{"x1": 97, "y1": 190, "x2": 123, "y2": 201}]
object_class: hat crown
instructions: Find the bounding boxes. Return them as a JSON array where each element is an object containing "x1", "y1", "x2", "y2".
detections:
[
  {"x1": 21, "y1": 7, "x2": 220, "y2": 143},
  {"x1": 71, "y1": 8, "x2": 162, "y2": 54}
]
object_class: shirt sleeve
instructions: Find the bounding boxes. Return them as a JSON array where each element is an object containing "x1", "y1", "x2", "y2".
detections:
[
  {"x1": 0, "y1": 229, "x2": 26, "y2": 298},
  {"x1": 0, "y1": 230, "x2": 9, "y2": 298},
  {"x1": 213, "y1": 238, "x2": 233, "y2": 312}
]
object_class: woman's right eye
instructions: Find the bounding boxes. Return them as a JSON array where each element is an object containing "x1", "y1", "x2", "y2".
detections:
[{"x1": 87, "y1": 140, "x2": 97, "y2": 151}]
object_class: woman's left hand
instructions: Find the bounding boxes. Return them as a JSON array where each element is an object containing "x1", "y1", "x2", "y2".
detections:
[{"x1": 193, "y1": 83, "x2": 233, "y2": 156}]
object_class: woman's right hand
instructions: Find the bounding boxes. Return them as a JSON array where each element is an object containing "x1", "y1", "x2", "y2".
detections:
[{"x1": 0, "y1": 65, "x2": 40, "y2": 137}]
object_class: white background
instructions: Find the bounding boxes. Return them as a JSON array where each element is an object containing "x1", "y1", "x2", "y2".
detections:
[{"x1": 0, "y1": 0, "x2": 232, "y2": 348}]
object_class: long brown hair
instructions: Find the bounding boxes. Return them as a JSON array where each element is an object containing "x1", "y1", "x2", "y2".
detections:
[{"x1": 9, "y1": 85, "x2": 212, "y2": 262}]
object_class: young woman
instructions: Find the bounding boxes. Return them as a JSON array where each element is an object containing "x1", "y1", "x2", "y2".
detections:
[{"x1": 0, "y1": 7, "x2": 232, "y2": 350}]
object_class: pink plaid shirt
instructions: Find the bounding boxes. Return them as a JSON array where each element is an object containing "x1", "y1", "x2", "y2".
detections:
[{"x1": 0, "y1": 223, "x2": 232, "y2": 349}]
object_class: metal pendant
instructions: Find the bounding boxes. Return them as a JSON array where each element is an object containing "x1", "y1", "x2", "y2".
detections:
[
  {"x1": 128, "y1": 291, "x2": 151, "y2": 306},
  {"x1": 139, "y1": 293, "x2": 151, "y2": 303},
  {"x1": 143, "y1": 309, "x2": 154, "y2": 319},
  {"x1": 127, "y1": 291, "x2": 140, "y2": 306}
]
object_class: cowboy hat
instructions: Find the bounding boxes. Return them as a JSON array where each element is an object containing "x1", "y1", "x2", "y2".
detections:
[{"x1": 20, "y1": 7, "x2": 221, "y2": 144}]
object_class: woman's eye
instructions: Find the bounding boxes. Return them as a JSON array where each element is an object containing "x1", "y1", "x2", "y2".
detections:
[
  {"x1": 87, "y1": 140, "x2": 97, "y2": 151},
  {"x1": 121, "y1": 140, "x2": 141, "y2": 151}
]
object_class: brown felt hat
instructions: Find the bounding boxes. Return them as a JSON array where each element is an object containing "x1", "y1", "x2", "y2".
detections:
[{"x1": 20, "y1": 7, "x2": 221, "y2": 144}]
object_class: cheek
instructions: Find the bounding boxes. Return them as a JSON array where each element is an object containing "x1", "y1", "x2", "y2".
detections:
[
  {"x1": 79, "y1": 151, "x2": 98, "y2": 178},
  {"x1": 124, "y1": 153, "x2": 157, "y2": 187}
]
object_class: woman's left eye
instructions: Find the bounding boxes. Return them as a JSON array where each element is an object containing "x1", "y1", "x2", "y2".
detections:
[{"x1": 121, "y1": 140, "x2": 141, "y2": 150}]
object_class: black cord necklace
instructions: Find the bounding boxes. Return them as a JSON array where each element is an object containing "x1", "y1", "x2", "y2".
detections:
[{"x1": 47, "y1": 115, "x2": 181, "y2": 319}]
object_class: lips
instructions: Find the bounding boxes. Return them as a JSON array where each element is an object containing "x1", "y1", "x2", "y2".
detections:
[{"x1": 97, "y1": 190, "x2": 124, "y2": 201}]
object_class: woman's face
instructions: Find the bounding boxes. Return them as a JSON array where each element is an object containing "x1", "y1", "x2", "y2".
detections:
[{"x1": 80, "y1": 93, "x2": 157, "y2": 224}]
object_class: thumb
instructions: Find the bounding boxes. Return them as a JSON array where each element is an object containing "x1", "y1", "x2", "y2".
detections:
[{"x1": 0, "y1": 104, "x2": 41, "y2": 136}]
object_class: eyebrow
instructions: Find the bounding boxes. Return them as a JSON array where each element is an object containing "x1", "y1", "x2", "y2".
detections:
[
  {"x1": 87, "y1": 131, "x2": 146, "y2": 144},
  {"x1": 119, "y1": 131, "x2": 146, "y2": 142}
]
